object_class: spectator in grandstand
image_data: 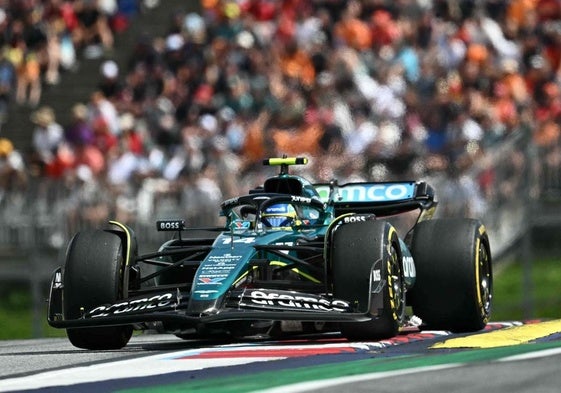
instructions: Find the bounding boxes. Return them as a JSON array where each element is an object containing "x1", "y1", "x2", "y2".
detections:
[
  {"x1": 0, "y1": 49, "x2": 15, "y2": 127},
  {"x1": 89, "y1": 90, "x2": 120, "y2": 136},
  {"x1": 30, "y1": 106, "x2": 64, "y2": 172},
  {"x1": 15, "y1": 50, "x2": 42, "y2": 106},
  {"x1": 65, "y1": 103, "x2": 95, "y2": 148},
  {"x1": 98, "y1": 60, "x2": 124, "y2": 101},
  {"x1": 72, "y1": 0, "x2": 115, "y2": 58},
  {"x1": 0, "y1": 137, "x2": 26, "y2": 203}
]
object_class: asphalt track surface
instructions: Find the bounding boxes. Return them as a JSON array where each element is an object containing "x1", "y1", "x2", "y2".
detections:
[{"x1": 1, "y1": 320, "x2": 561, "y2": 392}]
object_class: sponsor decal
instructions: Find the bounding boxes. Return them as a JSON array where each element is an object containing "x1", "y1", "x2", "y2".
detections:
[
  {"x1": 194, "y1": 289, "x2": 219, "y2": 298},
  {"x1": 195, "y1": 290, "x2": 219, "y2": 294},
  {"x1": 198, "y1": 276, "x2": 226, "y2": 284},
  {"x1": 343, "y1": 215, "x2": 368, "y2": 223},
  {"x1": 316, "y1": 182, "x2": 415, "y2": 203},
  {"x1": 402, "y1": 256, "x2": 416, "y2": 278},
  {"x1": 88, "y1": 292, "x2": 175, "y2": 317},
  {"x1": 266, "y1": 204, "x2": 290, "y2": 214},
  {"x1": 370, "y1": 260, "x2": 385, "y2": 294},
  {"x1": 207, "y1": 253, "x2": 243, "y2": 265},
  {"x1": 291, "y1": 195, "x2": 312, "y2": 204},
  {"x1": 231, "y1": 220, "x2": 251, "y2": 234},
  {"x1": 232, "y1": 220, "x2": 251, "y2": 229},
  {"x1": 156, "y1": 220, "x2": 185, "y2": 231},
  {"x1": 371, "y1": 269, "x2": 381, "y2": 281},
  {"x1": 241, "y1": 290, "x2": 351, "y2": 312},
  {"x1": 222, "y1": 196, "x2": 239, "y2": 207},
  {"x1": 222, "y1": 237, "x2": 256, "y2": 245}
]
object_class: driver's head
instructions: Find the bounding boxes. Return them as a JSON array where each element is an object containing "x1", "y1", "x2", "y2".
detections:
[{"x1": 261, "y1": 203, "x2": 297, "y2": 227}]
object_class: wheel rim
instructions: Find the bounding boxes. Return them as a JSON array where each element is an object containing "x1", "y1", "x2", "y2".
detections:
[{"x1": 478, "y1": 241, "x2": 492, "y2": 316}]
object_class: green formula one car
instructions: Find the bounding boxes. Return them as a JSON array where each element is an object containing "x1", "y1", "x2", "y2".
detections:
[{"x1": 47, "y1": 157, "x2": 493, "y2": 349}]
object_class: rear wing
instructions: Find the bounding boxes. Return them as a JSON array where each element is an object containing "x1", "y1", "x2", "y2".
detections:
[{"x1": 314, "y1": 181, "x2": 437, "y2": 217}]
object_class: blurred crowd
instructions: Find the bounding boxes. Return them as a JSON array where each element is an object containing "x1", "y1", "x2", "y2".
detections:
[
  {"x1": 1, "y1": 0, "x2": 561, "y2": 238},
  {"x1": 0, "y1": 0, "x2": 144, "y2": 119}
]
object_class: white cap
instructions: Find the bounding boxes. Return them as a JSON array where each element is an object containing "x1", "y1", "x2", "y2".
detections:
[
  {"x1": 101, "y1": 60, "x2": 119, "y2": 79},
  {"x1": 76, "y1": 164, "x2": 93, "y2": 182},
  {"x1": 199, "y1": 114, "x2": 218, "y2": 133},
  {"x1": 166, "y1": 34, "x2": 184, "y2": 51},
  {"x1": 119, "y1": 112, "x2": 135, "y2": 130}
]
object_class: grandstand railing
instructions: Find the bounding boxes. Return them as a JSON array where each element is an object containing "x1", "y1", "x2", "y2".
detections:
[
  {"x1": 428, "y1": 126, "x2": 533, "y2": 260},
  {"x1": 0, "y1": 126, "x2": 545, "y2": 264},
  {"x1": 1, "y1": 124, "x2": 555, "y2": 276}
]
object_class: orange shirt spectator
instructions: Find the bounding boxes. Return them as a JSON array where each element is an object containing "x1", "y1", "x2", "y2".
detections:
[
  {"x1": 279, "y1": 41, "x2": 315, "y2": 87},
  {"x1": 242, "y1": 112, "x2": 268, "y2": 164},
  {"x1": 272, "y1": 121, "x2": 323, "y2": 155},
  {"x1": 534, "y1": 119, "x2": 560, "y2": 147},
  {"x1": 492, "y1": 81, "x2": 518, "y2": 127},
  {"x1": 334, "y1": 3, "x2": 372, "y2": 50},
  {"x1": 499, "y1": 59, "x2": 529, "y2": 105}
]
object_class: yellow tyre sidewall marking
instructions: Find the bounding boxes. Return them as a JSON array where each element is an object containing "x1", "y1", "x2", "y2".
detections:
[
  {"x1": 387, "y1": 226, "x2": 398, "y2": 321},
  {"x1": 109, "y1": 220, "x2": 132, "y2": 266}
]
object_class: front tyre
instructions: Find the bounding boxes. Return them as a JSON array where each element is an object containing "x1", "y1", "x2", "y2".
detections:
[
  {"x1": 409, "y1": 218, "x2": 492, "y2": 332},
  {"x1": 331, "y1": 219, "x2": 405, "y2": 341},
  {"x1": 63, "y1": 230, "x2": 133, "y2": 349}
]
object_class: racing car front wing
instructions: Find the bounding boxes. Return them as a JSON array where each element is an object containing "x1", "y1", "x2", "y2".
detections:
[{"x1": 47, "y1": 268, "x2": 374, "y2": 329}]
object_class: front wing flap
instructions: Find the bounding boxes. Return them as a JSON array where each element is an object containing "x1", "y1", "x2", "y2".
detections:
[{"x1": 47, "y1": 268, "x2": 373, "y2": 329}]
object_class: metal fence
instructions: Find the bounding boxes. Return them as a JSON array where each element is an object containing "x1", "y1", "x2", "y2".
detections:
[{"x1": 0, "y1": 131, "x2": 536, "y2": 254}]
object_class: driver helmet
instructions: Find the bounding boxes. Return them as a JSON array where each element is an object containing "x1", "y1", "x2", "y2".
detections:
[{"x1": 261, "y1": 204, "x2": 297, "y2": 227}]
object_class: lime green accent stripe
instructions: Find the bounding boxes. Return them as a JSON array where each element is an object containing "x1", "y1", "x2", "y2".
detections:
[
  {"x1": 233, "y1": 266, "x2": 258, "y2": 286},
  {"x1": 475, "y1": 237, "x2": 482, "y2": 307},
  {"x1": 109, "y1": 220, "x2": 131, "y2": 266},
  {"x1": 432, "y1": 319, "x2": 561, "y2": 348},
  {"x1": 323, "y1": 213, "x2": 355, "y2": 260},
  {"x1": 269, "y1": 261, "x2": 321, "y2": 283},
  {"x1": 117, "y1": 340, "x2": 561, "y2": 393},
  {"x1": 267, "y1": 157, "x2": 307, "y2": 166}
]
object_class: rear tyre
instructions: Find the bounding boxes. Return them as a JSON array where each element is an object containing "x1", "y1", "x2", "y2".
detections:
[
  {"x1": 63, "y1": 230, "x2": 133, "y2": 349},
  {"x1": 408, "y1": 218, "x2": 492, "y2": 332},
  {"x1": 331, "y1": 219, "x2": 405, "y2": 341}
]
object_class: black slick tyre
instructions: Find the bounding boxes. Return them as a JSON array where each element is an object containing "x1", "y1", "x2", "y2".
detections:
[
  {"x1": 408, "y1": 218, "x2": 492, "y2": 332},
  {"x1": 63, "y1": 230, "x2": 133, "y2": 349},
  {"x1": 331, "y1": 219, "x2": 405, "y2": 341}
]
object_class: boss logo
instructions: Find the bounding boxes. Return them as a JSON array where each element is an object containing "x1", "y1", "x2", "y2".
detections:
[
  {"x1": 343, "y1": 215, "x2": 367, "y2": 223},
  {"x1": 157, "y1": 220, "x2": 185, "y2": 231}
]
